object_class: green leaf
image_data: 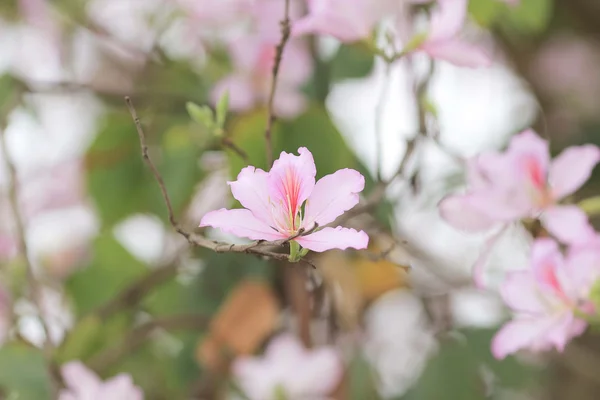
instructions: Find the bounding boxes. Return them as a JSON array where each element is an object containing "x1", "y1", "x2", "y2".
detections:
[
  {"x1": 403, "y1": 329, "x2": 540, "y2": 400},
  {"x1": 0, "y1": 344, "x2": 52, "y2": 400},
  {"x1": 66, "y1": 234, "x2": 147, "y2": 315},
  {"x1": 187, "y1": 102, "x2": 215, "y2": 130},
  {"x1": 502, "y1": 0, "x2": 552, "y2": 34},
  {"x1": 56, "y1": 315, "x2": 105, "y2": 363},
  {"x1": 331, "y1": 44, "x2": 375, "y2": 81},
  {"x1": 216, "y1": 91, "x2": 230, "y2": 129},
  {"x1": 468, "y1": 0, "x2": 505, "y2": 27}
]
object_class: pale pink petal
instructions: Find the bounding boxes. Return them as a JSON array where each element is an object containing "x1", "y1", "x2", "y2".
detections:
[
  {"x1": 500, "y1": 271, "x2": 546, "y2": 314},
  {"x1": 264, "y1": 334, "x2": 306, "y2": 362},
  {"x1": 273, "y1": 88, "x2": 307, "y2": 119},
  {"x1": 200, "y1": 209, "x2": 285, "y2": 241},
  {"x1": 541, "y1": 205, "x2": 596, "y2": 245},
  {"x1": 304, "y1": 168, "x2": 365, "y2": 228},
  {"x1": 295, "y1": 227, "x2": 368, "y2": 252},
  {"x1": 421, "y1": 39, "x2": 492, "y2": 68},
  {"x1": 492, "y1": 316, "x2": 562, "y2": 359},
  {"x1": 471, "y1": 224, "x2": 509, "y2": 288},
  {"x1": 544, "y1": 313, "x2": 586, "y2": 352},
  {"x1": 287, "y1": 347, "x2": 343, "y2": 397},
  {"x1": 529, "y1": 238, "x2": 570, "y2": 298},
  {"x1": 565, "y1": 245, "x2": 600, "y2": 298},
  {"x1": 508, "y1": 130, "x2": 550, "y2": 189},
  {"x1": 549, "y1": 144, "x2": 600, "y2": 199},
  {"x1": 438, "y1": 194, "x2": 499, "y2": 232},
  {"x1": 428, "y1": 0, "x2": 467, "y2": 40},
  {"x1": 292, "y1": 0, "x2": 372, "y2": 42},
  {"x1": 100, "y1": 375, "x2": 143, "y2": 400},
  {"x1": 279, "y1": 41, "x2": 313, "y2": 86},
  {"x1": 228, "y1": 167, "x2": 273, "y2": 225},
  {"x1": 211, "y1": 75, "x2": 256, "y2": 112},
  {"x1": 233, "y1": 358, "x2": 278, "y2": 400},
  {"x1": 268, "y1": 147, "x2": 316, "y2": 222},
  {"x1": 60, "y1": 362, "x2": 102, "y2": 398}
]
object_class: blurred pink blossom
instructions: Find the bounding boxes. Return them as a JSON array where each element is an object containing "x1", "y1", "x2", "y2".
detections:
[
  {"x1": 531, "y1": 35, "x2": 600, "y2": 119},
  {"x1": 292, "y1": 0, "x2": 397, "y2": 42},
  {"x1": 59, "y1": 361, "x2": 143, "y2": 400},
  {"x1": 416, "y1": 0, "x2": 491, "y2": 67},
  {"x1": 200, "y1": 147, "x2": 369, "y2": 252},
  {"x1": 211, "y1": 38, "x2": 312, "y2": 118},
  {"x1": 232, "y1": 334, "x2": 343, "y2": 400},
  {"x1": 492, "y1": 238, "x2": 600, "y2": 359},
  {"x1": 439, "y1": 129, "x2": 600, "y2": 244}
]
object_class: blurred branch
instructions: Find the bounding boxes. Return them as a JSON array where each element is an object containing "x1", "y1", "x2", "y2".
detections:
[
  {"x1": 221, "y1": 137, "x2": 249, "y2": 163},
  {"x1": 94, "y1": 260, "x2": 181, "y2": 320},
  {"x1": 89, "y1": 313, "x2": 209, "y2": 373},
  {"x1": 0, "y1": 111, "x2": 60, "y2": 394},
  {"x1": 374, "y1": 62, "x2": 392, "y2": 181},
  {"x1": 264, "y1": 0, "x2": 292, "y2": 167}
]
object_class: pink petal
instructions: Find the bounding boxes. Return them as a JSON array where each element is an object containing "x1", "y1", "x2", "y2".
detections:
[
  {"x1": 491, "y1": 316, "x2": 561, "y2": 360},
  {"x1": 549, "y1": 144, "x2": 600, "y2": 199},
  {"x1": 564, "y1": 245, "x2": 600, "y2": 298},
  {"x1": 421, "y1": 39, "x2": 492, "y2": 68},
  {"x1": 500, "y1": 271, "x2": 546, "y2": 314},
  {"x1": 264, "y1": 334, "x2": 306, "y2": 362},
  {"x1": 428, "y1": 0, "x2": 467, "y2": 41},
  {"x1": 438, "y1": 194, "x2": 500, "y2": 232},
  {"x1": 229, "y1": 166, "x2": 273, "y2": 225},
  {"x1": 211, "y1": 75, "x2": 256, "y2": 112},
  {"x1": 288, "y1": 347, "x2": 343, "y2": 397},
  {"x1": 291, "y1": 0, "x2": 373, "y2": 42},
  {"x1": 100, "y1": 375, "x2": 143, "y2": 400},
  {"x1": 273, "y1": 88, "x2": 307, "y2": 119},
  {"x1": 233, "y1": 357, "x2": 278, "y2": 400},
  {"x1": 268, "y1": 147, "x2": 316, "y2": 224},
  {"x1": 60, "y1": 362, "x2": 102, "y2": 398},
  {"x1": 200, "y1": 209, "x2": 285, "y2": 241},
  {"x1": 295, "y1": 227, "x2": 368, "y2": 252},
  {"x1": 530, "y1": 238, "x2": 568, "y2": 296},
  {"x1": 508, "y1": 130, "x2": 550, "y2": 190},
  {"x1": 304, "y1": 168, "x2": 365, "y2": 228},
  {"x1": 471, "y1": 224, "x2": 509, "y2": 288},
  {"x1": 541, "y1": 205, "x2": 596, "y2": 245}
]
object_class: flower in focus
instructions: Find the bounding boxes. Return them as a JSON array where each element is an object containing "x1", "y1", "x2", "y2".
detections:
[
  {"x1": 232, "y1": 334, "x2": 343, "y2": 400},
  {"x1": 59, "y1": 361, "x2": 143, "y2": 400},
  {"x1": 292, "y1": 0, "x2": 396, "y2": 43},
  {"x1": 492, "y1": 238, "x2": 600, "y2": 359},
  {"x1": 439, "y1": 129, "x2": 600, "y2": 244},
  {"x1": 415, "y1": 0, "x2": 491, "y2": 67},
  {"x1": 200, "y1": 147, "x2": 369, "y2": 252}
]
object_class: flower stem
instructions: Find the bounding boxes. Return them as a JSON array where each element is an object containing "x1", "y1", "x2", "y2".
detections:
[{"x1": 289, "y1": 240, "x2": 300, "y2": 262}]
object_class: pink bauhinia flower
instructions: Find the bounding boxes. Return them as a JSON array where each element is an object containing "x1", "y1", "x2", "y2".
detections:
[
  {"x1": 292, "y1": 0, "x2": 397, "y2": 42},
  {"x1": 492, "y1": 238, "x2": 600, "y2": 359},
  {"x1": 439, "y1": 129, "x2": 600, "y2": 244},
  {"x1": 200, "y1": 147, "x2": 369, "y2": 252},
  {"x1": 232, "y1": 334, "x2": 343, "y2": 400},
  {"x1": 415, "y1": 0, "x2": 492, "y2": 67},
  {"x1": 59, "y1": 361, "x2": 143, "y2": 400},
  {"x1": 211, "y1": 37, "x2": 312, "y2": 118}
]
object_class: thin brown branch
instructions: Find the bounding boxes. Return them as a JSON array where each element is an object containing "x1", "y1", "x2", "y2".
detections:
[
  {"x1": 221, "y1": 137, "x2": 249, "y2": 163},
  {"x1": 264, "y1": 0, "x2": 292, "y2": 167},
  {"x1": 89, "y1": 314, "x2": 209, "y2": 373},
  {"x1": 0, "y1": 126, "x2": 60, "y2": 394}
]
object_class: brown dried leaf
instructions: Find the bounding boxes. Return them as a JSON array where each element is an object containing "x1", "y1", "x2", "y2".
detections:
[{"x1": 197, "y1": 280, "x2": 279, "y2": 371}]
